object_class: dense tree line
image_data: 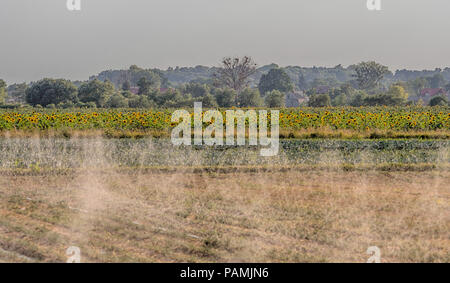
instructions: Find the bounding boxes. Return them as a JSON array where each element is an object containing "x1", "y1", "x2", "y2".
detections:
[
  {"x1": 2, "y1": 58, "x2": 450, "y2": 109},
  {"x1": 0, "y1": 79, "x2": 6, "y2": 105}
]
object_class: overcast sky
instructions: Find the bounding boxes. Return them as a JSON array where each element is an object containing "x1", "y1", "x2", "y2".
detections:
[{"x1": 0, "y1": 0, "x2": 449, "y2": 83}]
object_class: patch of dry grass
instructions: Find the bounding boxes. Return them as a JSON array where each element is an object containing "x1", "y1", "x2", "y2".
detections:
[
  {"x1": 0, "y1": 128, "x2": 449, "y2": 139},
  {"x1": 0, "y1": 169, "x2": 448, "y2": 262}
]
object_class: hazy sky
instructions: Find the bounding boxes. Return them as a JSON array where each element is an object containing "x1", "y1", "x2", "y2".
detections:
[{"x1": 1, "y1": 0, "x2": 449, "y2": 83}]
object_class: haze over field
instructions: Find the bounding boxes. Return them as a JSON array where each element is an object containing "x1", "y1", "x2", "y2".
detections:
[
  {"x1": 1, "y1": 0, "x2": 450, "y2": 83},
  {"x1": 0, "y1": 0, "x2": 449, "y2": 265}
]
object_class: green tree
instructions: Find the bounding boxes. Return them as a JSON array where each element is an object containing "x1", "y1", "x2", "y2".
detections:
[
  {"x1": 264, "y1": 90, "x2": 285, "y2": 107},
  {"x1": 214, "y1": 88, "x2": 236, "y2": 107},
  {"x1": 183, "y1": 83, "x2": 210, "y2": 98},
  {"x1": 128, "y1": 65, "x2": 162, "y2": 89},
  {"x1": 121, "y1": 90, "x2": 136, "y2": 99},
  {"x1": 258, "y1": 68, "x2": 294, "y2": 95},
  {"x1": 58, "y1": 101, "x2": 75, "y2": 109},
  {"x1": 427, "y1": 73, "x2": 445, "y2": 88},
  {"x1": 353, "y1": 61, "x2": 390, "y2": 90},
  {"x1": 363, "y1": 85, "x2": 408, "y2": 106},
  {"x1": 429, "y1": 95, "x2": 448, "y2": 106},
  {"x1": 128, "y1": 95, "x2": 154, "y2": 108},
  {"x1": 308, "y1": 93, "x2": 331, "y2": 107},
  {"x1": 328, "y1": 84, "x2": 355, "y2": 101},
  {"x1": 122, "y1": 81, "x2": 131, "y2": 91},
  {"x1": 349, "y1": 91, "x2": 368, "y2": 107},
  {"x1": 297, "y1": 72, "x2": 308, "y2": 90},
  {"x1": 26, "y1": 78, "x2": 77, "y2": 107},
  {"x1": 6, "y1": 83, "x2": 28, "y2": 104},
  {"x1": 409, "y1": 77, "x2": 429, "y2": 96},
  {"x1": 201, "y1": 93, "x2": 218, "y2": 108},
  {"x1": 157, "y1": 89, "x2": 191, "y2": 108},
  {"x1": 445, "y1": 83, "x2": 450, "y2": 93},
  {"x1": 0, "y1": 79, "x2": 6, "y2": 105},
  {"x1": 78, "y1": 79, "x2": 115, "y2": 107},
  {"x1": 238, "y1": 88, "x2": 263, "y2": 107},
  {"x1": 310, "y1": 78, "x2": 329, "y2": 89},
  {"x1": 310, "y1": 77, "x2": 340, "y2": 89},
  {"x1": 137, "y1": 77, "x2": 153, "y2": 95},
  {"x1": 388, "y1": 84, "x2": 409, "y2": 101},
  {"x1": 105, "y1": 93, "x2": 128, "y2": 108},
  {"x1": 214, "y1": 56, "x2": 257, "y2": 104},
  {"x1": 332, "y1": 94, "x2": 348, "y2": 106}
]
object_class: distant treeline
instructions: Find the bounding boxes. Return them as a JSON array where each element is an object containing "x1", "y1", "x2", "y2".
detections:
[
  {"x1": 92, "y1": 63, "x2": 450, "y2": 90},
  {"x1": 2, "y1": 58, "x2": 450, "y2": 108}
]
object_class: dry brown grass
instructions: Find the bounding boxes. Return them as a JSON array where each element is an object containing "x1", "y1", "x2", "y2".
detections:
[
  {"x1": 0, "y1": 128, "x2": 449, "y2": 139},
  {"x1": 0, "y1": 169, "x2": 448, "y2": 263}
]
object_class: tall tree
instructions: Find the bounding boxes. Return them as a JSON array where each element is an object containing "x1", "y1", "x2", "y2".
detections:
[
  {"x1": 427, "y1": 73, "x2": 445, "y2": 88},
  {"x1": 78, "y1": 79, "x2": 115, "y2": 107},
  {"x1": 201, "y1": 93, "x2": 218, "y2": 108},
  {"x1": 258, "y1": 68, "x2": 294, "y2": 95},
  {"x1": 26, "y1": 79, "x2": 77, "y2": 107},
  {"x1": 137, "y1": 77, "x2": 155, "y2": 95},
  {"x1": 213, "y1": 88, "x2": 237, "y2": 108},
  {"x1": 213, "y1": 56, "x2": 257, "y2": 103},
  {"x1": 238, "y1": 88, "x2": 263, "y2": 107},
  {"x1": 122, "y1": 81, "x2": 131, "y2": 91},
  {"x1": 0, "y1": 79, "x2": 6, "y2": 105},
  {"x1": 308, "y1": 93, "x2": 331, "y2": 107},
  {"x1": 105, "y1": 93, "x2": 129, "y2": 108},
  {"x1": 7, "y1": 83, "x2": 28, "y2": 104},
  {"x1": 409, "y1": 77, "x2": 429, "y2": 96},
  {"x1": 353, "y1": 61, "x2": 390, "y2": 90},
  {"x1": 445, "y1": 83, "x2": 450, "y2": 93},
  {"x1": 264, "y1": 90, "x2": 285, "y2": 107},
  {"x1": 297, "y1": 72, "x2": 308, "y2": 90},
  {"x1": 388, "y1": 84, "x2": 409, "y2": 101},
  {"x1": 129, "y1": 66, "x2": 161, "y2": 90},
  {"x1": 429, "y1": 95, "x2": 448, "y2": 106},
  {"x1": 364, "y1": 84, "x2": 408, "y2": 106},
  {"x1": 183, "y1": 82, "x2": 210, "y2": 98}
]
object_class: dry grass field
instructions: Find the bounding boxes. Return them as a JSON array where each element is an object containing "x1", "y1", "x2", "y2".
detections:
[{"x1": 0, "y1": 168, "x2": 448, "y2": 263}]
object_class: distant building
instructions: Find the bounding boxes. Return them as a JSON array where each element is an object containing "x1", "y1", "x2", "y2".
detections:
[{"x1": 420, "y1": 88, "x2": 447, "y2": 97}]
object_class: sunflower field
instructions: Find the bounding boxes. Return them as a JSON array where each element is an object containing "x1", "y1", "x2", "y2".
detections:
[{"x1": 0, "y1": 106, "x2": 448, "y2": 133}]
